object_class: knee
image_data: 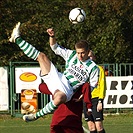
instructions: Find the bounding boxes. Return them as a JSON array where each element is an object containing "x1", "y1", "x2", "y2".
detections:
[
  {"x1": 95, "y1": 121, "x2": 104, "y2": 131},
  {"x1": 54, "y1": 91, "x2": 67, "y2": 106},
  {"x1": 87, "y1": 121, "x2": 96, "y2": 131},
  {"x1": 37, "y1": 52, "x2": 47, "y2": 61}
]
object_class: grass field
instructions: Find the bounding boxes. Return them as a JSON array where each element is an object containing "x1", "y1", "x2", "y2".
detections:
[{"x1": 0, "y1": 113, "x2": 133, "y2": 133}]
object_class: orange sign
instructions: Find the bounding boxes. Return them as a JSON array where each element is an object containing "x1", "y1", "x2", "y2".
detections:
[{"x1": 21, "y1": 89, "x2": 37, "y2": 114}]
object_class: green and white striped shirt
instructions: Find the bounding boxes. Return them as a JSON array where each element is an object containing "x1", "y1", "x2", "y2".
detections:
[{"x1": 51, "y1": 43, "x2": 99, "y2": 91}]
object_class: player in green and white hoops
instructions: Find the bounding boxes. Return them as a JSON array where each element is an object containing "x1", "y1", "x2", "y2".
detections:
[{"x1": 9, "y1": 22, "x2": 99, "y2": 122}]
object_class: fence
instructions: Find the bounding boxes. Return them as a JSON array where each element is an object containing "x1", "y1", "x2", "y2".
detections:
[{"x1": 0, "y1": 62, "x2": 133, "y2": 117}]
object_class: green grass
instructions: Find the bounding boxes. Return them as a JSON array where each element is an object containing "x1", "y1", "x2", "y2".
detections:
[
  {"x1": 103, "y1": 113, "x2": 133, "y2": 133},
  {"x1": 0, "y1": 113, "x2": 133, "y2": 133}
]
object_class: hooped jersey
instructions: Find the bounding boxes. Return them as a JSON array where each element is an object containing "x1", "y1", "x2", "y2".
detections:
[{"x1": 51, "y1": 43, "x2": 99, "y2": 91}]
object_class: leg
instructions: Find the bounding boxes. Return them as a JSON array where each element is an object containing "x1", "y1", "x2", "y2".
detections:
[
  {"x1": 23, "y1": 87, "x2": 67, "y2": 122},
  {"x1": 37, "y1": 52, "x2": 51, "y2": 75},
  {"x1": 35, "y1": 90, "x2": 66, "y2": 116},
  {"x1": 14, "y1": 39, "x2": 66, "y2": 118},
  {"x1": 83, "y1": 102, "x2": 97, "y2": 133},
  {"x1": 51, "y1": 88, "x2": 84, "y2": 133},
  {"x1": 9, "y1": 22, "x2": 51, "y2": 75},
  {"x1": 9, "y1": 22, "x2": 50, "y2": 73},
  {"x1": 87, "y1": 121, "x2": 97, "y2": 133},
  {"x1": 91, "y1": 98, "x2": 106, "y2": 133},
  {"x1": 95, "y1": 121, "x2": 105, "y2": 133},
  {"x1": 23, "y1": 62, "x2": 67, "y2": 121},
  {"x1": 15, "y1": 38, "x2": 51, "y2": 76},
  {"x1": 9, "y1": 22, "x2": 40, "y2": 61},
  {"x1": 9, "y1": 22, "x2": 67, "y2": 121},
  {"x1": 35, "y1": 60, "x2": 67, "y2": 118}
]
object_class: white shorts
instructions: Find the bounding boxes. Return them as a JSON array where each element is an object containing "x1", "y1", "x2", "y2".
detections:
[{"x1": 40, "y1": 62, "x2": 74, "y2": 102}]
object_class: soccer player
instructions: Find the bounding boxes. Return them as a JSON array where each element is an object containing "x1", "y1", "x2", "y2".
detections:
[
  {"x1": 9, "y1": 22, "x2": 99, "y2": 121},
  {"x1": 83, "y1": 50, "x2": 106, "y2": 133},
  {"x1": 39, "y1": 82, "x2": 91, "y2": 133}
]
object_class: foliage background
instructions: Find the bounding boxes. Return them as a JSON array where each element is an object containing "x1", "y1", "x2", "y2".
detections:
[{"x1": 0, "y1": 0, "x2": 133, "y2": 66}]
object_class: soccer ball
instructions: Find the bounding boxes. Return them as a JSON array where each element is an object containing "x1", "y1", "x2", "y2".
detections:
[{"x1": 69, "y1": 8, "x2": 86, "y2": 24}]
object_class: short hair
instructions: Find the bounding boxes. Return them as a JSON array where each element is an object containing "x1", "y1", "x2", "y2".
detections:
[
  {"x1": 89, "y1": 50, "x2": 96, "y2": 61},
  {"x1": 75, "y1": 40, "x2": 90, "y2": 51}
]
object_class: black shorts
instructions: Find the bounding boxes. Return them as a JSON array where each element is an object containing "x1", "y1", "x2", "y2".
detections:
[{"x1": 83, "y1": 98, "x2": 104, "y2": 122}]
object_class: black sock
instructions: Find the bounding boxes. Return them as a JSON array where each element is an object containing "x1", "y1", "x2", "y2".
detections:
[
  {"x1": 90, "y1": 130, "x2": 97, "y2": 133},
  {"x1": 98, "y1": 129, "x2": 105, "y2": 133}
]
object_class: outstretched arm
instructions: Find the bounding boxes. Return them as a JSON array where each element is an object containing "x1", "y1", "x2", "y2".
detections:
[{"x1": 47, "y1": 28, "x2": 56, "y2": 46}]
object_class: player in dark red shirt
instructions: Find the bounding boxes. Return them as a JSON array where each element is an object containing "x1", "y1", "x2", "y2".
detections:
[{"x1": 39, "y1": 82, "x2": 91, "y2": 133}]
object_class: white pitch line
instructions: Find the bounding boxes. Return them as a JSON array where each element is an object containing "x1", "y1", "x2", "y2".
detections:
[
  {"x1": 0, "y1": 125, "x2": 49, "y2": 128},
  {"x1": 82, "y1": 126, "x2": 90, "y2": 133}
]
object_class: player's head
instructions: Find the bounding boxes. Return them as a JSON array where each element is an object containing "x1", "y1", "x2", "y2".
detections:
[
  {"x1": 75, "y1": 40, "x2": 90, "y2": 62},
  {"x1": 88, "y1": 50, "x2": 96, "y2": 61}
]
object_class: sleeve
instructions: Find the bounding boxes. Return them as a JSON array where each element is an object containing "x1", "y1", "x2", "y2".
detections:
[
  {"x1": 50, "y1": 43, "x2": 73, "y2": 60},
  {"x1": 81, "y1": 82, "x2": 92, "y2": 109},
  {"x1": 89, "y1": 66, "x2": 99, "y2": 91},
  {"x1": 98, "y1": 66, "x2": 106, "y2": 100}
]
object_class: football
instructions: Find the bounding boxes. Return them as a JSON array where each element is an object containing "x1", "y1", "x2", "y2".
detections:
[{"x1": 69, "y1": 8, "x2": 86, "y2": 24}]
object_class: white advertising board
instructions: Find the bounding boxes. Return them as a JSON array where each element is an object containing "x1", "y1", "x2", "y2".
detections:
[
  {"x1": 104, "y1": 76, "x2": 133, "y2": 108},
  {"x1": 15, "y1": 67, "x2": 41, "y2": 93},
  {"x1": 0, "y1": 67, "x2": 9, "y2": 111},
  {"x1": 15, "y1": 67, "x2": 133, "y2": 108}
]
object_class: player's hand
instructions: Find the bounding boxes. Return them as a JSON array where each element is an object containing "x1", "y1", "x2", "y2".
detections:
[
  {"x1": 87, "y1": 108, "x2": 92, "y2": 115},
  {"x1": 97, "y1": 102, "x2": 103, "y2": 112},
  {"x1": 47, "y1": 28, "x2": 54, "y2": 37},
  {"x1": 73, "y1": 94, "x2": 83, "y2": 102}
]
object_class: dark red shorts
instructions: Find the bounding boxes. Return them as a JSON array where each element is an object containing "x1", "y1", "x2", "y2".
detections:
[{"x1": 50, "y1": 125, "x2": 84, "y2": 133}]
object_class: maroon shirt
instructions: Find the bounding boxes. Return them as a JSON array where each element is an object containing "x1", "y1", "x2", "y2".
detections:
[{"x1": 39, "y1": 82, "x2": 91, "y2": 133}]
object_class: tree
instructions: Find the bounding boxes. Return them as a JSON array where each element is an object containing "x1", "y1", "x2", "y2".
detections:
[{"x1": 0, "y1": 0, "x2": 133, "y2": 66}]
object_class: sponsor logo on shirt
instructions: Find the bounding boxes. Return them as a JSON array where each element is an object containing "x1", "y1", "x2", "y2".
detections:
[{"x1": 68, "y1": 64, "x2": 88, "y2": 82}]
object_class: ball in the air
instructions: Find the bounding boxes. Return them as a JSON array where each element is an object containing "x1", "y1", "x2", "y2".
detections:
[{"x1": 69, "y1": 7, "x2": 86, "y2": 24}]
